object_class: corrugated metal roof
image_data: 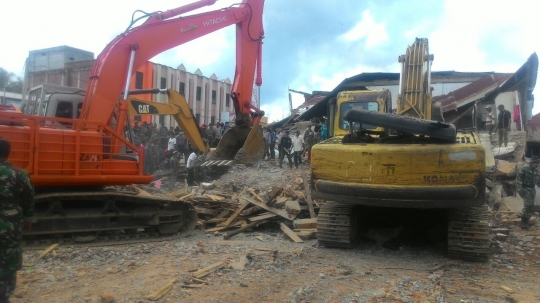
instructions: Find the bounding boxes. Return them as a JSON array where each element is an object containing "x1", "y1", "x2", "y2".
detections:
[{"x1": 434, "y1": 74, "x2": 511, "y2": 112}]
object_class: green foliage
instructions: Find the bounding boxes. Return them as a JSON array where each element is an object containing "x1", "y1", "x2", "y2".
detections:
[{"x1": 0, "y1": 67, "x2": 23, "y2": 93}]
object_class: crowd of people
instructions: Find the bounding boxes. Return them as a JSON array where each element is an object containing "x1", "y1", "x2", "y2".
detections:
[{"x1": 262, "y1": 124, "x2": 323, "y2": 170}]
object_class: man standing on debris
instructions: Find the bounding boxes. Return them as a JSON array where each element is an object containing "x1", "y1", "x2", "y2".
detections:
[
  {"x1": 303, "y1": 125, "x2": 316, "y2": 161},
  {"x1": 276, "y1": 130, "x2": 283, "y2": 161},
  {"x1": 167, "y1": 132, "x2": 176, "y2": 152},
  {"x1": 484, "y1": 105, "x2": 495, "y2": 136},
  {"x1": 292, "y1": 131, "x2": 304, "y2": 168},
  {"x1": 0, "y1": 139, "x2": 35, "y2": 303},
  {"x1": 262, "y1": 127, "x2": 270, "y2": 160},
  {"x1": 169, "y1": 151, "x2": 181, "y2": 190},
  {"x1": 279, "y1": 131, "x2": 293, "y2": 169},
  {"x1": 516, "y1": 155, "x2": 540, "y2": 229},
  {"x1": 186, "y1": 147, "x2": 198, "y2": 187},
  {"x1": 497, "y1": 104, "x2": 511, "y2": 147},
  {"x1": 268, "y1": 128, "x2": 276, "y2": 159}
]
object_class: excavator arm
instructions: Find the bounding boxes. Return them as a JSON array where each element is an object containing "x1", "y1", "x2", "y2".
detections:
[
  {"x1": 80, "y1": 0, "x2": 266, "y2": 164},
  {"x1": 127, "y1": 89, "x2": 208, "y2": 154}
]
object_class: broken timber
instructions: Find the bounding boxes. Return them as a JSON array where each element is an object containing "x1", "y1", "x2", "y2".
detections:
[
  {"x1": 240, "y1": 196, "x2": 296, "y2": 220},
  {"x1": 279, "y1": 223, "x2": 303, "y2": 243},
  {"x1": 301, "y1": 171, "x2": 316, "y2": 218}
]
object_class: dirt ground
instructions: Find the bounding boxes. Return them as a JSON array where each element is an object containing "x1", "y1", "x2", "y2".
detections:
[{"x1": 15, "y1": 159, "x2": 540, "y2": 303}]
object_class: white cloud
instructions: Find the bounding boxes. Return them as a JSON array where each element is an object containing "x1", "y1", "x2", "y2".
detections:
[{"x1": 339, "y1": 10, "x2": 388, "y2": 48}]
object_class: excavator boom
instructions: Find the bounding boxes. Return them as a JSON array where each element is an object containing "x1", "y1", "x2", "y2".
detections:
[{"x1": 80, "y1": 0, "x2": 266, "y2": 164}]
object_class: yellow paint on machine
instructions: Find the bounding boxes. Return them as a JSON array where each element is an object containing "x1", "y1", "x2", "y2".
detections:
[{"x1": 311, "y1": 134, "x2": 484, "y2": 187}]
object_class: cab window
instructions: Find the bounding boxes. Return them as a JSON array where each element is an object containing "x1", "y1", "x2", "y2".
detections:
[
  {"x1": 339, "y1": 102, "x2": 378, "y2": 130},
  {"x1": 55, "y1": 101, "x2": 74, "y2": 126}
]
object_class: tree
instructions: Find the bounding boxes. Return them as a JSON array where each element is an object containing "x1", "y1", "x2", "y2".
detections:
[
  {"x1": 0, "y1": 67, "x2": 23, "y2": 94},
  {"x1": 0, "y1": 67, "x2": 23, "y2": 105}
]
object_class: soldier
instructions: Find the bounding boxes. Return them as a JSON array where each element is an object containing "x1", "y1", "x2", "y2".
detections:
[
  {"x1": 168, "y1": 151, "x2": 181, "y2": 190},
  {"x1": 303, "y1": 125, "x2": 316, "y2": 161},
  {"x1": 205, "y1": 124, "x2": 216, "y2": 148},
  {"x1": 516, "y1": 155, "x2": 540, "y2": 229},
  {"x1": 144, "y1": 138, "x2": 162, "y2": 175},
  {"x1": 0, "y1": 138, "x2": 35, "y2": 302}
]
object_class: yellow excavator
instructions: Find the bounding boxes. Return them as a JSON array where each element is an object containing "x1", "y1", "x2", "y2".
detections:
[{"x1": 311, "y1": 38, "x2": 489, "y2": 261}]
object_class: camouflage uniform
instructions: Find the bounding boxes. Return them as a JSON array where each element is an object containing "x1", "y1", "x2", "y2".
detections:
[
  {"x1": 303, "y1": 127, "x2": 316, "y2": 160},
  {"x1": 0, "y1": 161, "x2": 35, "y2": 300},
  {"x1": 205, "y1": 127, "x2": 216, "y2": 148},
  {"x1": 516, "y1": 157, "x2": 540, "y2": 228}
]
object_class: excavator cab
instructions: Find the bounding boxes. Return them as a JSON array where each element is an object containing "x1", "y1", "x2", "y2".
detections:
[{"x1": 205, "y1": 120, "x2": 265, "y2": 165}]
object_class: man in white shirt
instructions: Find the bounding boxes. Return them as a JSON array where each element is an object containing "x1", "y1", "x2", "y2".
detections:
[
  {"x1": 167, "y1": 132, "x2": 176, "y2": 151},
  {"x1": 292, "y1": 131, "x2": 304, "y2": 168},
  {"x1": 186, "y1": 148, "x2": 198, "y2": 186}
]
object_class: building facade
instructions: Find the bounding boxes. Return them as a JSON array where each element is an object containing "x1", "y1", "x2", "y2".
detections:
[
  {"x1": 152, "y1": 63, "x2": 233, "y2": 127},
  {"x1": 23, "y1": 46, "x2": 233, "y2": 129}
]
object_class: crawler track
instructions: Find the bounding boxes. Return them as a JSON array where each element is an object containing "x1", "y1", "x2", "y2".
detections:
[
  {"x1": 317, "y1": 201, "x2": 358, "y2": 248},
  {"x1": 447, "y1": 205, "x2": 490, "y2": 262},
  {"x1": 23, "y1": 188, "x2": 197, "y2": 249}
]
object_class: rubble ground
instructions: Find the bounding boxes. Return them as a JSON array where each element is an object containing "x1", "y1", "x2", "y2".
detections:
[{"x1": 16, "y1": 157, "x2": 540, "y2": 303}]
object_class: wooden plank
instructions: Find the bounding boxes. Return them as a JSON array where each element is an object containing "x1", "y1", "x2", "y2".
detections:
[
  {"x1": 205, "y1": 220, "x2": 245, "y2": 232},
  {"x1": 240, "y1": 196, "x2": 295, "y2": 221},
  {"x1": 223, "y1": 200, "x2": 251, "y2": 227},
  {"x1": 293, "y1": 218, "x2": 317, "y2": 229},
  {"x1": 192, "y1": 262, "x2": 225, "y2": 278},
  {"x1": 249, "y1": 213, "x2": 278, "y2": 222},
  {"x1": 37, "y1": 243, "x2": 59, "y2": 260},
  {"x1": 248, "y1": 188, "x2": 266, "y2": 203},
  {"x1": 301, "y1": 171, "x2": 316, "y2": 218},
  {"x1": 279, "y1": 223, "x2": 303, "y2": 243},
  {"x1": 146, "y1": 278, "x2": 177, "y2": 301},
  {"x1": 223, "y1": 219, "x2": 269, "y2": 240}
]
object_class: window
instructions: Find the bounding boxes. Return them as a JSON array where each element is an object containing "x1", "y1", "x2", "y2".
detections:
[
  {"x1": 225, "y1": 93, "x2": 230, "y2": 107},
  {"x1": 196, "y1": 86, "x2": 202, "y2": 101},
  {"x1": 211, "y1": 90, "x2": 217, "y2": 104},
  {"x1": 55, "y1": 101, "x2": 73, "y2": 119},
  {"x1": 135, "y1": 72, "x2": 144, "y2": 89},
  {"x1": 211, "y1": 116, "x2": 215, "y2": 124},
  {"x1": 339, "y1": 102, "x2": 379, "y2": 130},
  {"x1": 160, "y1": 77, "x2": 167, "y2": 89},
  {"x1": 179, "y1": 82, "x2": 185, "y2": 96},
  {"x1": 195, "y1": 113, "x2": 201, "y2": 124},
  {"x1": 159, "y1": 115, "x2": 165, "y2": 124},
  {"x1": 55, "y1": 101, "x2": 73, "y2": 126}
]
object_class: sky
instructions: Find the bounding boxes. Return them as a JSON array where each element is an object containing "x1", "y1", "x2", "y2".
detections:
[{"x1": 1, "y1": 0, "x2": 539, "y2": 123}]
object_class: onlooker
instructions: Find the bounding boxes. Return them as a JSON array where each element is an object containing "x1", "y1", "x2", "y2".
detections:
[
  {"x1": 303, "y1": 125, "x2": 316, "y2": 161},
  {"x1": 268, "y1": 128, "x2": 276, "y2": 159},
  {"x1": 169, "y1": 151, "x2": 181, "y2": 190},
  {"x1": 186, "y1": 148, "x2": 198, "y2": 187},
  {"x1": 516, "y1": 155, "x2": 540, "y2": 229},
  {"x1": 0, "y1": 139, "x2": 35, "y2": 303},
  {"x1": 167, "y1": 132, "x2": 176, "y2": 151},
  {"x1": 175, "y1": 132, "x2": 186, "y2": 162},
  {"x1": 276, "y1": 130, "x2": 283, "y2": 160},
  {"x1": 262, "y1": 127, "x2": 270, "y2": 160},
  {"x1": 159, "y1": 123, "x2": 168, "y2": 150},
  {"x1": 144, "y1": 138, "x2": 162, "y2": 174},
  {"x1": 497, "y1": 105, "x2": 511, "y2": 147},
  {"x1": 484, "y1": 105, "x2": 495, "y2": 136},
  {"x1": 140, "y1": 139, "x2": 147, "y2": 153},
  {"x1": 214, "y1": 123, "x2": 223, "y2": 147},
  {"x1": 292, "y1": 131, "x2": 304, "y2": 168},
  {"x1": 279, "y1": 131, "x2": 293, "y2": 169}
]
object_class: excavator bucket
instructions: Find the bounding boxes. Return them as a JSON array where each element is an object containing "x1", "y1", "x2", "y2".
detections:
[{"x1": 205, "y1": 125, "x2": 265, "y2": 165}]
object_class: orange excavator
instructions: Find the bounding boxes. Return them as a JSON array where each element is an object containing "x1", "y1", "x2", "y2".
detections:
[{"x1": 0, "y1": 0, "x2": 265, "y2": 242}]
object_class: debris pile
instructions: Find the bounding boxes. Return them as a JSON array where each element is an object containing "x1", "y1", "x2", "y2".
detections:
[{"x1": 168, "y1": 171, "x2": 319, "y2": 242}]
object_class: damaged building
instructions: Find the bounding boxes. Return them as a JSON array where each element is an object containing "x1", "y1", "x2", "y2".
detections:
[{"x1": 273, "y1": 53, "x2": 538, "y2": 134}]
